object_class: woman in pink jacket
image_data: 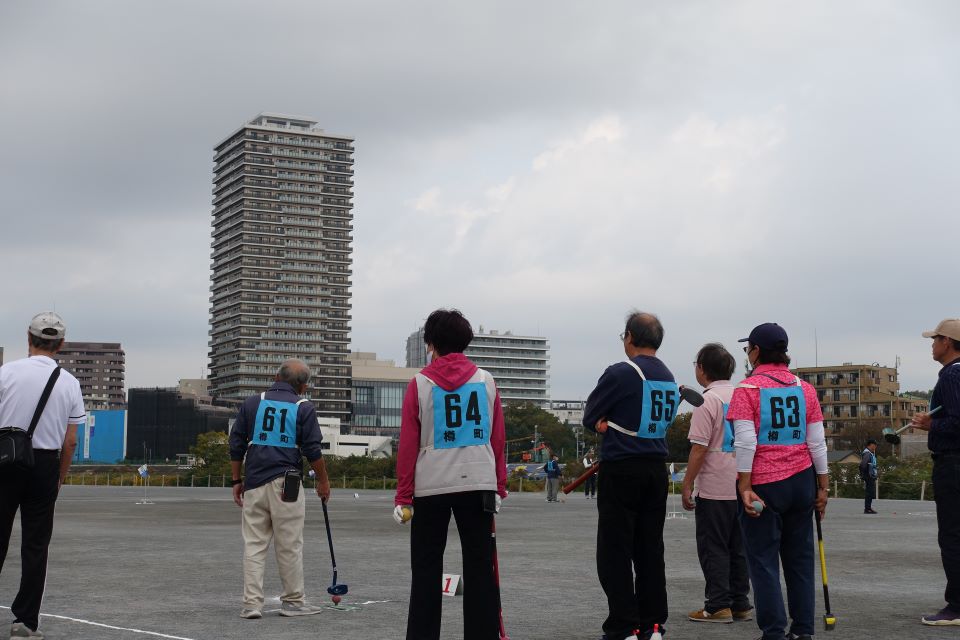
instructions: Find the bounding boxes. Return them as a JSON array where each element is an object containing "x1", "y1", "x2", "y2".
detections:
[{"x1": 394, "y1": 308, "x2": 508, "y2": 640}]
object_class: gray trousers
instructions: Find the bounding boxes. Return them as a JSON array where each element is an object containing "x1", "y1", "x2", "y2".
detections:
[
  {"x1": 546, "y1": 477, "x2": 560, "y2": 501},
  {"x1": 695, "y1": 497, "x2": 751, "y2": 613}
]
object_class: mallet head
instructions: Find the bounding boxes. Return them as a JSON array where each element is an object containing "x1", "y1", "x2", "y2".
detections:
[
  {"x1": 882, "y1": 428, "x2": 901, "y2": 445},
  {"x1": 328, "y1": 583, "x2": 348, "y2": 596},
  {"x1": 824, "y1": 614, "x2": 836, "y2": 630}
]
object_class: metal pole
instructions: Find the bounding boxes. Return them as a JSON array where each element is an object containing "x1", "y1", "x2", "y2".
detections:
[{"x1": 921, "y1": 480, "x2": 927, "y2": 501}]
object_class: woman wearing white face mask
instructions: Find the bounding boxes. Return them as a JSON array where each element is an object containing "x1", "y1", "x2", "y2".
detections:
[
  {"x1": 393, "y1": 308, "x2": 508, "y2": 640},
  {"x1": 726, "y1": 323, "x2": 828, "y2": 640}
]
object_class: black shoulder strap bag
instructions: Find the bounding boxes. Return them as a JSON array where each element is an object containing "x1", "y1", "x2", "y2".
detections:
[{"x1": 0, "y1": 366, "x2": 62, "y2": 470}]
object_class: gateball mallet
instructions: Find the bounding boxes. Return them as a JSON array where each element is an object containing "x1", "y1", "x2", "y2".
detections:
[
  {"x1": 815, "y1": 508, "x2": 836, "y2": 631},
  {"x1": 321, "y1": 500, "x2": 349, "y2": 604},
  {"x1": 883, "y1": 406, "x2": 941, "y2": 445},
  {"x1": 562, "y1": 386, "x2": 704, "y2": 494}
]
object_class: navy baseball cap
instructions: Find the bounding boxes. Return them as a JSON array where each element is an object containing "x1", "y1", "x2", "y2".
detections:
[{"x1": 738, "y1": 323, "x2": 788, "y2": 352}]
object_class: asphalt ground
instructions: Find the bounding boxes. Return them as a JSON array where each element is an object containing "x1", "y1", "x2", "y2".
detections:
[{"x1": 0, "y1": 486, "x2": 954, "y2": 639}]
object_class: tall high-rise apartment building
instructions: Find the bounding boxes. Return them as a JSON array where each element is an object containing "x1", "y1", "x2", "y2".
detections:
[
  {"x1": 405, "y1": 327, "x2": 550, "y2": 407},
  {"x1": 208, "y1": 113, "x2": 354, "y2": 420},
  {"x1": 56, "y1": 342, "x2": 126, "y2": 411}
]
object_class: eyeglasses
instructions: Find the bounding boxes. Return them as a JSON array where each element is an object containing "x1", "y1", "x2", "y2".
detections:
[
  {"x1": 742, "y1": 345, "x2": 753, "y2": 354},
  {"x1": 619, "y1": 332, "x2": 628, "y2": 341}
]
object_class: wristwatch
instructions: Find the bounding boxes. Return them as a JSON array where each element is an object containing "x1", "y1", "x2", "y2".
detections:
[{"x1": 231, "y1": 478, "x2": 243, "y2": 486}]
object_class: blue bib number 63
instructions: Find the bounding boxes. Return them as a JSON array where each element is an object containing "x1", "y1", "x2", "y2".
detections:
[{"x1": 758, "y1": 387, "x2": 806, "y2": 446}]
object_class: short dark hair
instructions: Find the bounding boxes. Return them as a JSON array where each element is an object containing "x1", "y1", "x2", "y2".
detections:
[
  {"x1": 696, "y1": 343, "x2": 735, "y2": 382},
  {"x1": 423, "y1": 309, "x2": 474, "y2": 356},
  {"x1": 754, "y1": 344, "x2": 791, "y2": 366},
  {"x1": 29, "y1": 334, "x2": 63, "y2": 352},
  {"x1": 952, "y1": 338, "x2": 960, "y2": 352},
  {"x1": 624, "y1": 311, "x2": 663, "y2": 350}
]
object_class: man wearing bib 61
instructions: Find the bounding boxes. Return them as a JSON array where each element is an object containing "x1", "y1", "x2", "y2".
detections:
[
  {"x1": 727, "y1": 323, "x2": 828, "y2": 640},
  {"x1": 583, "y1": 311, "x2": 680, "y2": 640},
  {"x1": 394, "y1": 309, "x2": 507, "y2": 640},
  {"x1": 229, "y1": 358, "x2": 331, "y2": 619}
]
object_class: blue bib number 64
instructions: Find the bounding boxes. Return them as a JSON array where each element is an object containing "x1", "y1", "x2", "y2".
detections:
[{"x1": 433, "y1": 382, "x2": 491, "y2": 449}]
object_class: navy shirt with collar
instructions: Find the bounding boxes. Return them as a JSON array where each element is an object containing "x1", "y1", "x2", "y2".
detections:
[
  {"x1": 929, "y1": 357, "x2": 960, "y2": 454},
  {"x1": 229, "y1": 381, "x2": 324, "y2": 490},
  {"x1": 582, "y1": 355, "x2": 676, "y2": 462}
]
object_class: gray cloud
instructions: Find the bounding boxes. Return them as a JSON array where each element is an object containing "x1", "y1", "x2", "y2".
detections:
[{"x1": 0, "y1": 0, "x2": 955, "y2": 397}]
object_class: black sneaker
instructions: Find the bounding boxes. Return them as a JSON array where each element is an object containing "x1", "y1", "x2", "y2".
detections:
[
  {"x1": 864, "y1": 508, "x2": 878, "y2": 514},
  {"x1": 922, "y1": 607, "x2": 960, "y2": 625}
]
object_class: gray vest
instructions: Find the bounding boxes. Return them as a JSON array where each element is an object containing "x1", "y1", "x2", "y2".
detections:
[{"x1": 413, "y1": 368, "x2": 499, "y2": 497}]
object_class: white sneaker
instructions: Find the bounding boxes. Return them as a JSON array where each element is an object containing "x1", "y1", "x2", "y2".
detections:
[
  {"x1": 10, "y1": 622, "x2": 44, "y2": 638},
  {"x1": 280, "y1": 602, "x2": 324, "y2": 617},
  {"x1": 239, "y1": 608, "x2": 262, "y2": 619}
]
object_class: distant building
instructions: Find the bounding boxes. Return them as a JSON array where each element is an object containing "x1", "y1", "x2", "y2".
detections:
[
  {"x1": 127, "y1": 387, "x2": 235, "y2": 461},
  {"x1": 349, "y1": 351, "x2": 419, "y2": 438},
  {"x1": 207, "y1": 112, "x2": 354, "y2": 422},
  {"x1": 74, "y1": 410, "x2": 126, "y2": 464},
  {"x1": 405, "y1": 327, "x2": 426, "y2": 369},
  {"x1": 405, "y1": 327, "x2": 550, "y2": 407},
  {"x1": 795, "y1": 363, "x2": 928, "y2": 449},
  {"x1": 318, "y1": 416, "x2": 392, "y2": 458},
  {"x1": 547, "y1": 400, "x2": 586, "y2": 425},
  {"x1": 56, "y1": 342, "x2": 126, "y2": 410}
]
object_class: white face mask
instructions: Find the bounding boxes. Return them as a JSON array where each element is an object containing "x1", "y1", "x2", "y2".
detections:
[{"x1": 426, "y1": 347, "x2": 434, "y2": 364}]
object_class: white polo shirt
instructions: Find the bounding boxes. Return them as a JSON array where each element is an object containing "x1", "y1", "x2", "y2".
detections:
[{"x1": 0, "y1": 355, "x2": 86, "y2": 450}]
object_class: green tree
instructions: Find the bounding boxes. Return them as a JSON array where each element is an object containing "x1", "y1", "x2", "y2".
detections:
[
  {"x1": 190, "y1": 431, "x2": 231, "y2": 477},
  {"x1": 502, "y1": 402, "x2": 579, "y2": 461},
  {"x1": 665, "y1": 412, "x2": 692, "y2": 462}
]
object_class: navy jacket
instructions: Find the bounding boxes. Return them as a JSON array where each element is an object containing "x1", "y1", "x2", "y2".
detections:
[
  {"x1": 929, "y1": 358, "x2": 960, "y2": 454},
  {"x1": 582, "y1": 355, "x2": 676, "y2": 462},
  {"x1": 544, "y1": 459, "x2": 562, "y2": 479},
  {"x1": 229, "y1": 381, "x2": 324, "y2": 490}
]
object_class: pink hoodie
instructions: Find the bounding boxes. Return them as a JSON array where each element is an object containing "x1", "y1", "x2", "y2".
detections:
[{"x1": 394, "y1": 353, "x2": 507, "y2": 505}]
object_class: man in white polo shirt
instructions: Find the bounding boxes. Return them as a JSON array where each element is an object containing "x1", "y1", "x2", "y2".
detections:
[{"x1": 0, "y1": 312, "x2": 85, "y2": 639}]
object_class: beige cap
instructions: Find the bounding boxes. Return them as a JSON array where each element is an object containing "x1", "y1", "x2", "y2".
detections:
[
  {"x1": 28, "y1": 311, "x2": 66, "y2": 340},
  {"x1": 922, "y1": 318, "x2": 960, "y2": 342}
]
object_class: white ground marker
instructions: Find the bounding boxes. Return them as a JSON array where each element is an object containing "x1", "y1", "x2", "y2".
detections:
[{"x1": 0, "y1": 606, "x2": 197, "y2": 640}]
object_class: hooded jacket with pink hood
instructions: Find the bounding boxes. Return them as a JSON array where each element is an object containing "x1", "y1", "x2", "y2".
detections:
[{"x1": 394, "y1": 353, "x2": 507, "y2": 506}]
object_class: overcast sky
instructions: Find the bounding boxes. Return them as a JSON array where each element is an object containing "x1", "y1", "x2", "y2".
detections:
[{"x1": 0, "y1": 1, "x2": 956, "y2": 398}]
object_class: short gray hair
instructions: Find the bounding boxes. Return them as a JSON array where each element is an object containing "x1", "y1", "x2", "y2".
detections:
[{"x1": 278, "y1": 359, "x2": 311, "y2": 387}]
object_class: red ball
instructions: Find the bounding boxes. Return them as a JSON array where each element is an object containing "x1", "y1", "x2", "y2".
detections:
[{"x1": 332, "y1": 595, "x2": 342, "y2": 605}]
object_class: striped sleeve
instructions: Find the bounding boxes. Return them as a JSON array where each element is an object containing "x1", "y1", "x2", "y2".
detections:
[{"x1": 68, "y1": 379, "x2": 86, "y2": 424}]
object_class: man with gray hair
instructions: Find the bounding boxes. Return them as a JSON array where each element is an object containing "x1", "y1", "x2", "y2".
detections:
[
  {"x1": 583, "y1": 311, "x2": 679, "y2": 640},
  {"x1": 229, "y1": 359, "x2": 331, "y2": 619},
  {"x1": 1, "y1": 312, "x2": 85, "y2": 639}
]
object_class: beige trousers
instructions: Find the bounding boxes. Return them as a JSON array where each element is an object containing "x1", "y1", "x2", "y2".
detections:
[{"x1": 242, "y1": 475, "x2": 305, "y2": 608}]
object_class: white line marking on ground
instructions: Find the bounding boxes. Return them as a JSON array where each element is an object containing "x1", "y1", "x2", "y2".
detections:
[{"x1": 0, "y1": 606, "x2": 197, "y2": 640}]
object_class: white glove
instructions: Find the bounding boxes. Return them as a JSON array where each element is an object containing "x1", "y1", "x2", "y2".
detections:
[
  {"x1": 393, "y1": 504, "x2": 413, "y2": 525},
  {"x1": 494, "y1": 494, "x2": 502, "y2": 513}
]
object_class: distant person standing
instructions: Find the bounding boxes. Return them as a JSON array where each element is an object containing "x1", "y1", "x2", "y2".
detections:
[
  {"x1": 727, "y1": 323, "x2": 828, "y2": 640},
  {"x1": 394, "y1": 309, "x2": 508, "y2": 640},
  {"x1": 229, "y1": 359, "x2": 331, "y2": 620},
  {"x1": 0, "y1": 312, "x2": 85, "y2": 639},
  {"x1": 681, "y1": 343, "x2": 752, "y2": 624},
  {"x1": 583, "y1": 448, "x2": 597, "y2": 499},
  {"x1": 860, "y1": 439, "x2": 878, "y2": 514},
  {"x1": 910, "y1": 319, "x2": 960, "y2": 626},
  {"x1": 544, "y1": 454, "x2": 562, "y2": 502},
  {"x1": 583, "y1": 311, "x2": 680, "y2": 640}
]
